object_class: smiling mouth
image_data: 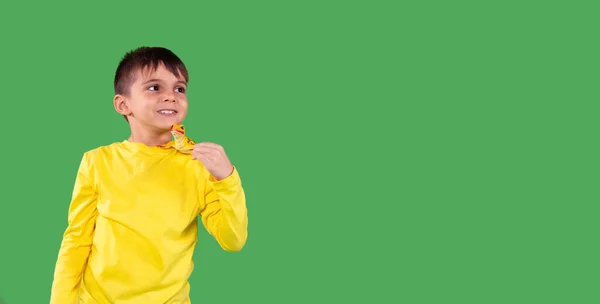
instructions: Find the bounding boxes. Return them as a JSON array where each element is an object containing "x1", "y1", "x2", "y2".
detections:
[{"x1": 158, "y1": 109, "x2": 178, "y2": 115}]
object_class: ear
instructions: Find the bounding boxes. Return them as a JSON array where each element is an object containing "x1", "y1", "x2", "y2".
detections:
[{"x1": 114, "y1": 94, "x2": 132, "y2": 116}]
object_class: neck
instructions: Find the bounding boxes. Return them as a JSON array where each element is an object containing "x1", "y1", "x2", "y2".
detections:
[
  {"x1": 128, "y1": 133, "x2": 172, "y2": 146},
  {"x1": 127, "y1": 123, "x2": 173, "y2": 146}
]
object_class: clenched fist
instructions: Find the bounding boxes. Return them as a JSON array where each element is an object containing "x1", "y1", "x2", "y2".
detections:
[{"x1": 191, "y1": 142, "x2": 234, "y2": 180}]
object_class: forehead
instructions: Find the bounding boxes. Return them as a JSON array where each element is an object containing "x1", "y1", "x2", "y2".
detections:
[{"x1": 136, "y1": 63, "x2": 186, "y2": 84}]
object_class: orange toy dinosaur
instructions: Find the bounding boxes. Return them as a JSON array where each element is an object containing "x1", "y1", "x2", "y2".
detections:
[{"x1": 159, "y1": 124, "x2": 196, "y2": 153}]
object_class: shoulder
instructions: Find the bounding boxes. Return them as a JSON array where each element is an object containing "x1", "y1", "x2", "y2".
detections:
[{"x1": 79, "y1": 142, "x2": 124, "y2": 164}]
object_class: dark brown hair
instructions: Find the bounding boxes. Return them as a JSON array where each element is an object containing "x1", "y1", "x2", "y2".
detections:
[{"x1": 114, "y1": 46, "x2": 189, "y2": 121}]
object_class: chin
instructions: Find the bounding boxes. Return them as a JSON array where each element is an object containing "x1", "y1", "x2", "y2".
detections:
[
  {"x1": 155, "y1": 122, "x2": 177, "y2": 131},
  {"x1": 156, "y1": 117, "x2": 183, "y2": 129}
]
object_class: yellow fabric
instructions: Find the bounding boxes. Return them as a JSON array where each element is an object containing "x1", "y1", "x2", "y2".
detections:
[{"x1": 50, "y1": 139, "x2": 248, "y2": 304}]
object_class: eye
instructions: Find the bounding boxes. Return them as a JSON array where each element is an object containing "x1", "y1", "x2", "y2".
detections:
[
  {"x1": 148, "y1": 85, "x2": 159, "y2": 91},
  {"x1": 176, "y1": 87, "x2": 186, "y2": 93}
]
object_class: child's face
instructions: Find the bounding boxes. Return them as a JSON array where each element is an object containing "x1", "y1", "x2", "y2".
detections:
[{"x1": 118, "y1": 63, "x2": 188, "y2": 131}]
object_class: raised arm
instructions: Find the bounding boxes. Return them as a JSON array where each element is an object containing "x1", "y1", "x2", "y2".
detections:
[
  {"x1": 198, "y1": 166, "x2": 248, "y2": 252},
  {"x1": 191, "y1": 141, "x2": 248, "y2": 252},
  {"x1": 50, "y1": 152, "x2": 98, "y2": 304}
]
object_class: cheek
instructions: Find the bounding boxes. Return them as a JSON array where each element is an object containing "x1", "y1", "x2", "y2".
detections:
[
  {"x1": 130, "y1": 94, "x2": 153, "y2": 109},
  {"x1": 131, "y1": 101, "x2": 156, "y2": 115},
  {"x1": 180, "y1": 99, "x2": 189, "y2": 111},
  {"x1": 139, "y1": 94, "x2": 157, "y2": 109}
]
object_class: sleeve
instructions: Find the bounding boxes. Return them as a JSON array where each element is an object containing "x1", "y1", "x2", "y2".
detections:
[
  {"x1": 198, "y1": 166, "x2": 249, "y2": 252},
  {"x1": 50, "y1": 152, "x2": 98, "y2": 304}
]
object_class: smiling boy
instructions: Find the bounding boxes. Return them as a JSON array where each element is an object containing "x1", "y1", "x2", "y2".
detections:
[{"x1": 50, "y1": 46, "x2": 248, "y2": 304}]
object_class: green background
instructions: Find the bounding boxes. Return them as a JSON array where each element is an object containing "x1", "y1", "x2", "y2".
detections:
[{"x1": 0, "y1": 0, "x2": 598, "y2": 303}]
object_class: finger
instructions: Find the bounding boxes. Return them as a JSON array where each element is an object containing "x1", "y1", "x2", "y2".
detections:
[
  {"x1": 191, "y1": 152, "x2": 208, "y2": 163},
  {"x1": 192, "y1": 149, "x2": 214, "y2": 160},
  {"x1": 193, "y1": 146, "x2": 220, "y2": 155},
  {"x1": 193, "y1": 154, "x2": 217, "y2": 165},
  {"x1": 195, "y1": 142, "x2": 221, "y2": 148},
  {"x1": 194, "y1": 142, "x2": 224, "y2": 151}
]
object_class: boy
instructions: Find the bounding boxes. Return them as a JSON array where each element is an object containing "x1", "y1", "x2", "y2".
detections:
[{"x1": 50, "y1": 46, "x2": 248, "y2": 304}]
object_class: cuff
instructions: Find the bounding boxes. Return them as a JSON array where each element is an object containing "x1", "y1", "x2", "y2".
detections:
[{"x1": 209, "y1": 166, "x2": 241, "y2": 190}]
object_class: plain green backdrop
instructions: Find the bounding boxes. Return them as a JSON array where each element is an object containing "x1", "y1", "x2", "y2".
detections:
[{"x1": 0, "y1": 0, "x2": 598, "y2": 303}]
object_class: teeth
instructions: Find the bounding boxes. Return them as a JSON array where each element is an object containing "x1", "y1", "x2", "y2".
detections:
[{"x1": 159, "y1": 110, "x2": 175, "y2": 114}]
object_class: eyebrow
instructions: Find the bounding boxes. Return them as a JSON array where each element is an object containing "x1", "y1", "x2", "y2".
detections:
[{"x1": 141, "y1": 78, "x2": 187, "y2": 86}]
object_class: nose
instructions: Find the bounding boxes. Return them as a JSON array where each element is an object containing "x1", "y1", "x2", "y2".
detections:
[{"x1": 163, "y1": 93, "x2": 176, "y2": 102}]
